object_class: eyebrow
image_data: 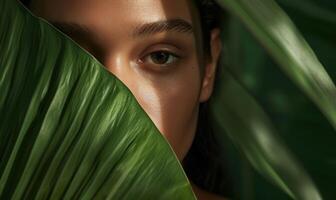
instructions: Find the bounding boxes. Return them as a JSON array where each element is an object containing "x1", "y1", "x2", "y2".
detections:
[
  {"x1": 132, "y1": 19, "x2": 193, "y2": 37},
  {"x1": 50, "y1": 19, "x2": 193, "y2": 40}
]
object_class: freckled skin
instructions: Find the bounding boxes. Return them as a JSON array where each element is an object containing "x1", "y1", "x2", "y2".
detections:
[{"x1": 31, "y1": 0, "x2": 220, "y2": 165}]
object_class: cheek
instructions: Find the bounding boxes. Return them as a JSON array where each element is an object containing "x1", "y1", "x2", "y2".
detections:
[
  {"x1": 124, "y1": 59, "x2": 201, "y2": 159},
  {"x1": 156, "y1": 68, "x2": 201, "y2": 135}
]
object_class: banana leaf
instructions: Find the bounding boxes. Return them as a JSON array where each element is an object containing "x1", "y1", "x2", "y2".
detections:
[{"x1": 0, "y1": 0, "x2": 196, "y2": 199}]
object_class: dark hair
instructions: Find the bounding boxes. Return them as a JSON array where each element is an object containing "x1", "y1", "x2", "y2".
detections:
[
  {"x1": 195, "y1": 0, "x2": 222, "y2": 55},
  {"x1": 182, "y1": 0, "x2": 233, "y2": 198}
]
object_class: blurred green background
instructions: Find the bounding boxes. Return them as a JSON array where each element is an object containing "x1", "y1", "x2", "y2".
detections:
[{"x1": 223, "y1": 0, "x2": 336, "y2": 199}]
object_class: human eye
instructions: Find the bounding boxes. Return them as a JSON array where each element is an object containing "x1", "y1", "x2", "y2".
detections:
[{"x1": 139, "y1": 50, "x2": 181, "y2": 68}]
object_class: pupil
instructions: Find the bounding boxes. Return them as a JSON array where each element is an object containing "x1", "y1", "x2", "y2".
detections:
[{"x1": 152, "y1": 52, "x2": 169, "y2": 64}]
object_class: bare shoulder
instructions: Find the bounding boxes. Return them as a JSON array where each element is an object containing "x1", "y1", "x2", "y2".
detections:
[{"x1": 190, "y1": 181, "x2": 229, "y2": 200}]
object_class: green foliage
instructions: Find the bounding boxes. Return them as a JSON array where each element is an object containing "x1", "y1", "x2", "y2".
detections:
[
  {"x1": 1, "y1": 0, "x2": 335, "y2": 199},
  {"x1": 210, "y1": 72, "x2": 321, "y2": 200},
  {"x1": 211, "y1": 0, "x2": 336, "y2": 199},
  {"x1": 215, "y1": 0, "x2": 336, "y2": 131}
]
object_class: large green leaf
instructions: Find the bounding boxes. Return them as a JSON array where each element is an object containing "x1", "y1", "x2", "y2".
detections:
[{"x1": 0, "y1": 0, "x2": 196, "y2": 199}]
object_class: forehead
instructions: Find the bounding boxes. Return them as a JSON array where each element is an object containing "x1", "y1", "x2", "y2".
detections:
[
  {"x1": 31, "y1": 0, "x2": 204, "y2": 59},
  {"x1": 32, "y1": 0, "x2": 197, "y2": 25}
]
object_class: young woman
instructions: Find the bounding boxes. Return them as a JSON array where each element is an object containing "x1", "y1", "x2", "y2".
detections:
[{"x1": 24, "y1": 0, "x2": 232, "y2": 199}]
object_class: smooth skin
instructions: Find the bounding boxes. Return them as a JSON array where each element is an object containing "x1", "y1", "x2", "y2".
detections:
[{"x1": 30, "y1": 0, "x2": 223, "y2": 199}]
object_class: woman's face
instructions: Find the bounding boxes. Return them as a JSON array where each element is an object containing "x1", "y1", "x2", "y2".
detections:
[{"x1": 31, "y1": 0, "x2": 221, "y2": 161}]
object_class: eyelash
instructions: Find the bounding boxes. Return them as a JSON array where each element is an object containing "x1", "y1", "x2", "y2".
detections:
[{"x1": 139, "y1": 50, "x2": 181, "y2": 67}]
